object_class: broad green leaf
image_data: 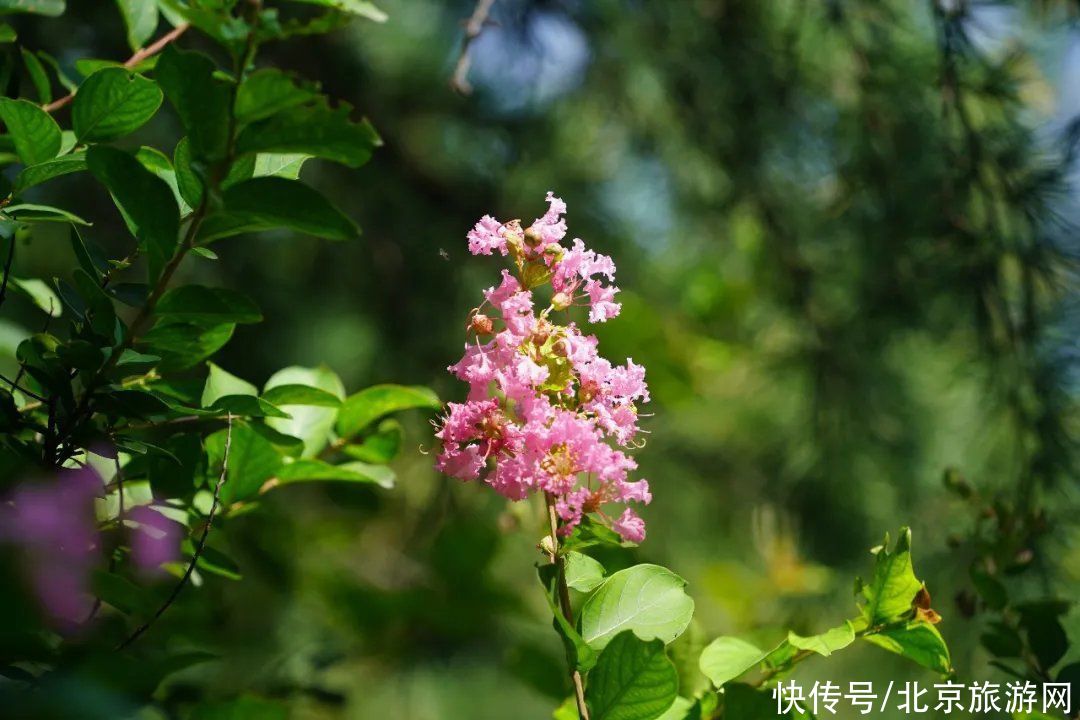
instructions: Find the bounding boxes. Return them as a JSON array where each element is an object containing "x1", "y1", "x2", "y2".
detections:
[
  {"x1": 73, "y1": 67, "x2": 162, "y2": 141},
  {"x1": 0, "y1": 97, "x2": 60, "y2": 164},
  {"x1": 336, "y1": 383, "x2": 440, "y2": 440},
  {"x1": 0, "y1": 23, "x2": 15, "y2": 41},
  {"x1": 154, "y1": 45, "x2": 230, "y2": 162},
  {"x1": 656, "y1": 698, "x2": 696, "y2": 720},
  {"x1": 342, "y1": 418, "x2": 403, "y2": 463},
  {"x1": 236, "y1": 98, "x2": 381, "y2": 168},
  {"x1": 787, "y1": 621, "x2": 856, "y2": 657},
  {"x1": 698, "y1": 636, "x2": 763, "y2": 687},
  {"x1": 206, "y1": 421, "x2": 284, "y2": 504},
  {"x1": 272, "y1": 458, "x2": 394, "y2": 488},
  {"x1": 253, "y1": 152, "x2": 308, "y2": 179},
  {"x1": 198, "y1": 177, "x2": 359, "y2": 242},
  {"x1": 0, "y1": 0, "x2": 64, "y2": 17},
  {"x1": 116, "y1": 0, "x2": 159, "y2": 50},
  {"x1": 263, "y1": 365, "x2": 345, "y2": 457},
  {"x1": 562, "y1": 515, "x2": 633, "y2": 552},
  {"x1": 141, "y1": 321, "x2": 234, "y2": 371},
  {"x1": 14, "y1": 151, "x2": 87, "y2": 193},
  {"x1": 173, "y1": 136, "x2": 203, "y2": 207},
  {"x1": 10, "y1": 277, "x2": 61, "y2": 316},
  {"x1": 4, "y1": 203, "x2": 89, "y2": 225},
  {"x1": 580, "y1": 564, "x2": 695, "y2": 650},
  {"x1": 862, "y1": 621, "x2": 951, "y2": 674},
  {"x1": 586, "y1": 632, "x2": 679, "y2": 720},
  {"x1": 156, "y1": 285, "x2": 262, "y2": 325},
  {"x1": 565, "y1": 551, "x2": 606, "y2": 593},
  {"x1": 281, "y1": 0, "x2": 387, "y2": 22},
  {"x1": 201, "y1": 362, "x2": 256, "y2": 407},
  {"x1": 261, "y1": 383, "x2": 342, "y2": 408},
  {"x1": 86, "y1": 145, "x2": 179, "y2": 282},
  {"x1": 236, "y1": 69, "x2": 318, "y2": 124},
  {"x1": 859, "y1": 527, "x2": 922, "y2": 625}
]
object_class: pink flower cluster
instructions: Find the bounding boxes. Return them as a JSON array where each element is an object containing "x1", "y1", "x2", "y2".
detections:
[{"x1": 437, "y1": 193, "x2": 651, "y2": 542}]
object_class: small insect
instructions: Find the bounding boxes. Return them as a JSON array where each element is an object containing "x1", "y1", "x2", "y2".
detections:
[{"x1": 439, "y1": 248, "x2": 450, "y2": 261}]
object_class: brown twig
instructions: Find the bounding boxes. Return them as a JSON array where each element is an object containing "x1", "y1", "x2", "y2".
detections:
[
  {"x1": 41, "y1": 23, "x2": 191, "y2": 114},
  {"x1": 450, "y1": 0, "x2": 497, "y2": 95},
  {"x1": 544, "y1": 493, "x2": 590, "y2": 720},
  {"x1": 116, "y1": 414, "x2": 232, "y2": 650}
]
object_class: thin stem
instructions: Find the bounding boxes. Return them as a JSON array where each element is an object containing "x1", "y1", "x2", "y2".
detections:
[
  {"x1": 544, "y1": 493, "x2": 590, "y2": 720},
  {"x1": 0, "y1": 231, "x2": 15, "y2": 309},
  {"x1": 0, "y1": 372, "x2": 46, "y2": 403},
  {"x1": 41, "y1": 23, "x2": 191, "y2": 114},
  {"x1": 450, "y1": 0, "x2": 497, "y2": 95},
  {"x1": 117, "y1": 414, "x2": 232, "y2": 650}
]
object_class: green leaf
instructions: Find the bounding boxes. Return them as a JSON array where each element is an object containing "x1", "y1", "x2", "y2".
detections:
[
  {"x1": 656, "y1": 698, "x2": 696, "y2": 720},
  {"x1": 0, "y1": 0, "x2": 65, "y2": 17},
  {"x1": 141, "y1": 321, "x2": 234, "y2": 371},
  {"x1": 261, "y1": 383, "x2": 342, "y2": 408},
  {"x1": 563, "y1": 515, "x2": 634, "y2": 552},
  {"x1": 91, "y1": 570, "x2": 156, "y2": 616},
  {"x1": 565, "y1": 551, "x2": 606, "y2": 593},
  {"x1": 281, "y1": 0, "x2": 387, "y2": 22},
  {"x1": 86, "y1": 145, "x2": 178, "y2": 282},
  {"x1": 236, "y1": 69, "x2": 318, "y2": 125},
  {"x1": 862, "y1": 621, "x2": 951, "y2": 674},
  {"x1": 156, "y1": 285, "x2": 262, "y2": 325},
  {"x1": 0, "y1": 23, "x2": 15, "y2": 41},
  {"x1": 580, "y1": 564, "x2": 695, "y2": 651},
  {"x1": 116, "y1": 0, "x2": 159, "y2": 50},
  {"x1": 698, "y1": 637, "x2": 763, "y2": 687},
  {"x1": 154, "y1": 45, "x2": 230, "y2": 162},
  {"x1": 336, "y1": 383, "x2": 440, "y2": 440},
  {"x1": 342, "y1": 417, "x2": 403, "y2": 463},
  {"x1": 9, "y1": 277, "x2": 61, "y2": 316},
  {"x1": 21, "y1": 48, "x2": 51, "y2": 104},
  {"x1": 72, "y1": 67, "x2": 162, "y2": 141},
  {"x1": 253, "y1": 152, "x2": 308, "y2": 179},
  {"x1": 199, "y1": 177, "x2": 359, "y2": 242},
  {"x1": 201, "y1": 362, "x2": 256, "y2": 407},
  {"x1": 209, "y1": 394, "x2": 291, "y2": 419},
  {"x1": 4, "y1": 203, "x2": 89, "y2": 225},
  {"x1": 206, "y1": 421, "x2": 284, "y2": 504},
  {"x1": 136, "y1": 145, "x2": 190, "y2": 213},
  {"x1": 273, "y1": 458, "x2": 394, "y2": 489},
  {"x1": 586, "y1": 632, "x2": 679, "y2": 720},
  {"x1": 195, "y1": 545, "x2": 241, "y2": 580},
  {"x1": 787, "y1": 621, "x2": 856, "y2": 657},
  {"x1": 236, "y1": 98, "x2": 381, "y2": 168},
  {"x1": 13, "y1": 151, "x2": 87, "y2": 193},
  {"x1": 0, "y1": 97, "x2": 60, "y2": 164},
  {"x1": 1021, "y1": 612, "x2": 1068, "y2": 672},
  {"x1": 859, "y1": 527, "x2": 922, "y2": 625},
  {"x1": 263, "y1": 365, "x2": 345, "y2": 457}
]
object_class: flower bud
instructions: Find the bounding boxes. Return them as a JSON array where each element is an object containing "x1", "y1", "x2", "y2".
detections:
[
  {"x1": 524, "y1": 226, "x2": 544, "y2": 247},
  {"x1": 469, "y1": 313, "x2": 494, "y2": 336},
  {"x1": 552, "y1": 292, "x2": 573, "y2": 311}
]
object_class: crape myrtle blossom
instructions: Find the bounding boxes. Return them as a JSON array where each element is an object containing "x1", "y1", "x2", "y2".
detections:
[{"x1": 436, "y1": 193, "x2": 651, "y2": 542}]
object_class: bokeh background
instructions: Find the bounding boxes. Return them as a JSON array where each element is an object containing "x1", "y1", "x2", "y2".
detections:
[{"x1": 3, "y1": 0, "x2": 1080, "y2": 717}]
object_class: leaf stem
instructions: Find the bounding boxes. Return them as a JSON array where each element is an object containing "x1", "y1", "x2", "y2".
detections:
[
  {"x1": 545, "y1": 492, "x2": 591, "y2": 720},
  {"x1": 41, "y1": 23, "x2": 192, "y2": 114},
  {"x1": 116, "y1": 414, "x2": 232, "y2": 650}
]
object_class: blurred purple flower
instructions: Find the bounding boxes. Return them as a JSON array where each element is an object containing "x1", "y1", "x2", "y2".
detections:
[
  {"x1": 0, "y1": 469, "x2": 101, "y2": 625},
  {"x1": 128, "y1": 505, "x2": 182, "y2": 575}
]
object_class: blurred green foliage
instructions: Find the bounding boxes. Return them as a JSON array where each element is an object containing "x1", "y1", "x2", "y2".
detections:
[{"x1": 0, "y1": 0, "x2": 1078, "y2": 718}]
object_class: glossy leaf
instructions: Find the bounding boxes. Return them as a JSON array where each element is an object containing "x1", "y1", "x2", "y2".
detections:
[
  {"x1": 199, "y1": 177, "x2": 359, "y2": 242},
  {"x1": 72, "y1": 67, "x2": 162, "y2": 141},
  {"x1": 564, "y1": 551, "x2": 606, "y2": 593},
  {"x1": 115, "y1": 0, "x2": 158, "y2": 50},
  {"x1": 201, "y1": 362, "x2": 256, "y2": 407},
  {"x1": 235, "y1": 69, "x2": 318, "y2": 124},
  {"x1": 282, "y1": 0, "x2": 387, "y2": 22},
  {"x1": 156, "y1": 285, "x2": 262, "y2": 325},
  {"x1": 580, "y1": 564, "x2": 695, "y2": 650},
  {"x1": 154, "y1": 45, "x2": 230, "y2": 162},
  {"x1": 586, "y1": 632, "x2": 679, "y2": 720},
  {"x1": 86, "y1": 145, "x2": 179, "y2": 281},
  {"x1": 336, "y1": 383, "x2": 440, "y2": 440},
  {"x1": 0, "y1": 97, "x2": 60, "y2": 164},
  {"x1": 272, "y1": 458, "x2": 394, "y2": 488},
  {"x1": 13, "y1": 152, "x2": 87, "y2": 193},
  {"x1": 698, "y1": 636, "x2": 763, "y2": 687},
  {"x1": 263, "y1": 365, "x2": 345, "y2": 457},
  {"x1": 859, "y1": 527, "x2": 922, "y2": 625},
  {"x1": 862, "y1": 620, "x2": 951, "y2": 674},
  {"x1": 787, "y1": 621, "x2": 855, "y2": 657},
  {"x1": 0, "y1": 0, "x2": 65, "y2": 17},
  {"x1": 236, "y1": 98, "x2": 381, "y2": 168}
]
